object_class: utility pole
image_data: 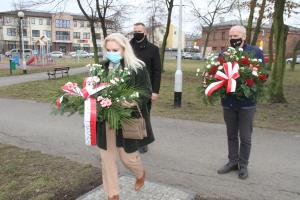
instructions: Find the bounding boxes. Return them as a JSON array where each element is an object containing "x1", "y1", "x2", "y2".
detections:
[{"x1": 174, "y1": 0, "x2": 182, "y2": 107}]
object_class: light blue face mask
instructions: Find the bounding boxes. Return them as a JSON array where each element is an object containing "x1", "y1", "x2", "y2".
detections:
[{"x1": 106, "y1": 52, "x2": 122, "y2": 64}]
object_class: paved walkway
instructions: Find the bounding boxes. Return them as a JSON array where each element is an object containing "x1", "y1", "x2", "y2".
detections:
[
  {"x1": 77, "y1": 176, "x2": 195, "y2": 200},
  {"x1": 0, "y1": 66, "x2": 87, "y2": 86},
  {"x1": 0, "y1": 98, "x2": 299, "y2": 200}
]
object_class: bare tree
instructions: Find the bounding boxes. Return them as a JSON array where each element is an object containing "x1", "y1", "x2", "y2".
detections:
[
  {"x1": 145, "y1": 0, "x2": 165, "y2": 44},
  {"x1": 77, "y1": 0, "x2": 100, "y2": 64},
  {"x1": 95, "y1": 0, "x2": 130, "y2": 38},
  {"x1": 246, "y1": 0, "x2": 257, "y2": 43},
  {"x1": 251, "y1": 0, "x2": 267, "y2": 45},
  {"x1": 290, "y1": 39, "x2": 300, "y2": 71},
  {"x1": 160, "y1": 0, "x2": 175, "y2": 71},
  {"x1": 191, "y1": 0, "x2": 236, "y2": 59},
  {"x1": 269, "y1": 0, "x2": 289, "y2": 103}
]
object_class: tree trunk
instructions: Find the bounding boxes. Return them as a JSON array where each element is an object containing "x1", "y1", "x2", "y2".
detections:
[
  {"x1": 160, "y1": 0, "x2": 174, "y2": 71},
  {"x1": 90, "y1": 24, "x2": 100, "y2": 64},
  {"x1": 269, "y1": 0, "x2": 288, "y2": 103},
  {"x1": 267, "y1": 23, "x2": 274, "y2": 70},
  {"x1": 202, "y1": 27, "x2": 212, "y2": 59},
  {"x1": 246, "y1": 0, "x2": 257, "y2": 43},
  {"x1": 251, "y1": 0, "x2": 266, "y2": 46},
  {"x1": 290, "y1": 40, "x2": 300, "y2": 71},
  {"x1": 100, "y1": 18, "x2": 108, "y2": 38}
]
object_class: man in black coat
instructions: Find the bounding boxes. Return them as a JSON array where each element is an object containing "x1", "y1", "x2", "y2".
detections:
[{"x1": 130, "y1": 22, "x2": 162, "y2": 153}]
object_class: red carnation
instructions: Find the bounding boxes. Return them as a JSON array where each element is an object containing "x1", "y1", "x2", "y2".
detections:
[
  {"x1": 258, "y1": 74, "x2": 267, "y2": 81},
  {"x1": 209, "y1": 65, "x2": 218, "y2": 74},
  {"x1": 218, "y1": 56, "x2": 226, "y2": 65},
  {"x1": 240, "y1": 57, "x2": 250, "y2": 65},
  {"x1": 246, "y1": 79, "x2": 254, "y2": 87}
]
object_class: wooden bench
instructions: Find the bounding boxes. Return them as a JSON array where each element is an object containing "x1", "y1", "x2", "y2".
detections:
[{"x1": 47, "y1": 67, "x2": 70, "y2": 79}]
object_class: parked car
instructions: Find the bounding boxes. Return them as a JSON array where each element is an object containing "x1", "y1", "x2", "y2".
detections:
[
  {"x1": 6, "y1": 49, "x2": 33, "y2": 57},
  {"x1": 50, "y1": 51, "x2": 64, "y2": 58},
  {"x1": 191, "y1": 53, "x2": 203, "y2": 60},
  {"x1": 88, "y1": 51, "x2": 103, "y2": 58},
  {"x1": 286, "y1": 55, "x2": 300, "y2": 64},
  {"x1": 71, "y1": 50, "x2": 90, "y2": 58},
  {"x1": 176, "y1": 52, "x2": 192, "y2": 59}
]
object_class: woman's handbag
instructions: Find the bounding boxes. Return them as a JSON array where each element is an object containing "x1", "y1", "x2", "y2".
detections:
[{"x1": 121, "y1": 105, "x2": 147, "y2": 139}]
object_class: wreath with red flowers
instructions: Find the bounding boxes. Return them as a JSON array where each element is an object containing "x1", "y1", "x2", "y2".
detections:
[{"x1": 196, "y1": 47, "x2": 268, "y2": 103}]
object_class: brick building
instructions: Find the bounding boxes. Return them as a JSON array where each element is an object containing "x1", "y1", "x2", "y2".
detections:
[{"x1": 200, "y1": 20, "x2": 300, "y2": 57}]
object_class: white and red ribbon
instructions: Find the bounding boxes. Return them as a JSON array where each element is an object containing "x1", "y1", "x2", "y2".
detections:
[
  {"x1": 84, "y1": 98, "x2": 97, "y2": 145},
  {"x1": 56, "y1": 77, "x2": 110, "y2": 146},
  {"x1": 205, "y1": 62, "x2": 240, "y2": 96}
]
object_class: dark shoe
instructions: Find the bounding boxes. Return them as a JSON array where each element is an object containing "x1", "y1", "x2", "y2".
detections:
[
  {"x1": 138, "y1": 145, "x2": 148, "y2": 154},
  {"x1": 217, "y1": 162, "x2": 238, "y2": 174},
  {"x1": 135, "y1": 171, "x2": 145, "y2": 191},
  {"x1": 238, "y1": 165, "x2": 248, "y2": 179}
]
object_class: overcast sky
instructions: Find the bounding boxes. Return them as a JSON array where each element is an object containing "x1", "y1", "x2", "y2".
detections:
[{"x1": 0, "y1": 0, "x2": 299, "y2": 35}]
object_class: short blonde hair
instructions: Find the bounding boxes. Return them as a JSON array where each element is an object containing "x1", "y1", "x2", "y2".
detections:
[{"x1": 103, "y1": 33, "x2": 145, "y2": 72}]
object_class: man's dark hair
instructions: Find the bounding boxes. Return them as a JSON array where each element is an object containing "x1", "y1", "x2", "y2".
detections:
[{"x1": 134, "y1": 22, "x2": 145, "y2": 27}]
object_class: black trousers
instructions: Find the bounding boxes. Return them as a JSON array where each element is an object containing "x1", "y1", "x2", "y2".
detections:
[{"x1": 223, "y1": 107, "x2": 256, "y2": 167}]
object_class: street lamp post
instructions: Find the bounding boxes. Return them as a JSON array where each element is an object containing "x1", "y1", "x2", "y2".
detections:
[
  {"x1": 18, "y1": 11, "x2": 27, "y2": 74},
  {"x1": 174, "y1": 0, "x2": 182, "y2": 107}
]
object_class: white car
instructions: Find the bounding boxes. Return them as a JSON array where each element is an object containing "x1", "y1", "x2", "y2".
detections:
[
  {"x1": 71, "y1": 50, "x2": 89, "y2": 58},
  {"x1": 286, "y1": 55, "x2": 300, "y2": 64},
  {"x1": 50, "y1": 51, "x2": 63, "y2": 58},
  {"x1": 88, "y1": 51, "x2": 103, "y2": 58}
]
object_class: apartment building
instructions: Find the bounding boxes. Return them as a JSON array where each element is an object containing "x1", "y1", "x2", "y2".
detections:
[{"x1": 0, "y1": 10, "x2": 113, "y2": 53}]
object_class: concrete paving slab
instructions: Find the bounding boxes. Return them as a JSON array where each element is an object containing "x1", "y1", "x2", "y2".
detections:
[{"x1": 76, "y1": 175, "x2": 196, "y2": 200}]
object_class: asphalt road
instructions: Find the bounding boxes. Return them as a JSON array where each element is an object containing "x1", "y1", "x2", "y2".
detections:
[{"x1": 0, "y1": 98, "x2": 299, "y2": 200}]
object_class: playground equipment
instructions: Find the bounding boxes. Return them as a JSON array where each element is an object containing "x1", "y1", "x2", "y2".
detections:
[{"x1": 32, "y1": 35, "x2": 52, "y2": 66}]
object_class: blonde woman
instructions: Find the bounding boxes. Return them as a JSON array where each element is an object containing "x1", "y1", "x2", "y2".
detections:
[{"x1": 96, "y1": 33, "x2": 154, "y2": 200}]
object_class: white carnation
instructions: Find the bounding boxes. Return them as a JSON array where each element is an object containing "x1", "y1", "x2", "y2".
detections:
[{"x1": 252, "y1": 71, "x2": 258, "y2": 76}]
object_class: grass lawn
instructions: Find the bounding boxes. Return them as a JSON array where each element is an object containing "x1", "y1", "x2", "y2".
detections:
[
  {"x1": 0, "y1": 143, "x2": 101, "y2": 200},
  {"x1": 0, "y1": 59, "x2": 299, "y2": 132}
]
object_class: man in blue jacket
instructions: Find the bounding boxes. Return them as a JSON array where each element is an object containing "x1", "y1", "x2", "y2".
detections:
[{"x1": 217, "y1": 25, "x2": 264, "y2": 179}]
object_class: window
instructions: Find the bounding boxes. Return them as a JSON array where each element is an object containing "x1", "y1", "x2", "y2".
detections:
[
  {"x1": 74, "y1": 20, "x2": 77, "y2": 27},
  {"x1": 86, "y1": 21, "x2": 90, "y2": 27},
  {"x1": 73, "y1": 43, "x2": 80, "y2": 51},
  {"x1": 47, "y1": 18, "x2": 51, "y2": 25},
  {"x1": 39, "y1": 19, "x2": 43, "y2": 25},
  {"x1": 31, "y1": 18, "x2": 35, "y2": 24},
  {"x1": 55, "y1": 19, "x2": 71, "y2": 28},
  {"x1": 23, "y1": 29, "x2": 27, "y2": 37},
  {"x1": 95, "y1": 33, "x2": 101, "y2": 39},
  {"x1": 56, "y1": 31, "x2": 70, "y2": 40},
  {"x1": 73, "y1": 32, "x2": 80, "y2": 39},
  {"x1": 43, "y1": 30, "x2": 51, "y2": 37},
  {"x1": 222, "y1": 32, "x2": 225, "y2": 40},
  {"x1": 7, "y1": 28, "x2": 17, "y2": 36},
  {"x1": 213, "y1": 32, "x2": 216, "y2": 40},
  {"x1": 32, "y1": 30, "x2": 40, "y2": 37},
  {"x1": 80, "y1": 21, "x2": 84, "y2": 27},
  {"x1": 83, "y1": 32, "x2": 90, "y2": 39}
]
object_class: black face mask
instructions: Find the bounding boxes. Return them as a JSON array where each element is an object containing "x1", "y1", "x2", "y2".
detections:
[
  {"x1": 133, "y1": 32, "x2": 145, "y2": 41},
  {"x1": 230, "y1": 38, "x2": 243, "y2": 48}
]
